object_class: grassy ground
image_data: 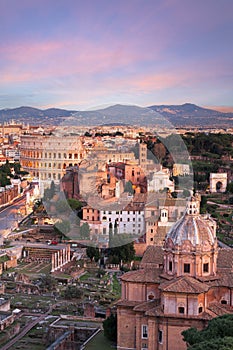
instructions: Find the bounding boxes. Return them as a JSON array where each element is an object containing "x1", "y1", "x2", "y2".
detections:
[{"x1": 85, "y1": 331, "x2": 116, "y2": 350}]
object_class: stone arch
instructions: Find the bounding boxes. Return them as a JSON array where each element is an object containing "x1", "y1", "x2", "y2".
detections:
[
  {"x1": 209, "y1": 173, "x2": 227, "y2": 193},
  {"x1": 216, "y1": 181, "x2": 223, "y2": 192}
]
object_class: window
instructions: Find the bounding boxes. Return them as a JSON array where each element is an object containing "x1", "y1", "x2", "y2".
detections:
[
  {"x1": 221, "y1": 300, "x2": 227, "y2": 304},
  {"x1": 198, "y1": 306, "x2": 203, "y2": 313},
  {"x1": 142, "y1": 325, "x2": 148, "y2": 339},
  {"x1": 69, "y1": 153, "x2": 72, "y2": 159},
  {"x1": 178, "y1": 307, "x2": 185, "y2": 314},
  {"x1": 169, "y1": 261, "x2": 173, "y2": 271},
  {"x1": 203, "y1": 263, "x2": 209, "y2": 273},
  {"x1": 184, "y1": 263, "x2": 190, "y2": 273},
  {"x1": 158, "y1": 330, "x2": 163, "y2": 344}
]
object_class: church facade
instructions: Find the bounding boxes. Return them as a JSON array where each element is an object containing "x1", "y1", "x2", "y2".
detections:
[{"x1": 117, "y1": 196, "x2": 233, "y2": 350}]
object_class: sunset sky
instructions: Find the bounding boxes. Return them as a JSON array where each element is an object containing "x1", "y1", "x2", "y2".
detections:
[{"x1": 0, "y1": 0, "x2": 232, "y2": 110}]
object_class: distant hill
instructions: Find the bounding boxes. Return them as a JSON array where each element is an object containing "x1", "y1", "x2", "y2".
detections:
[
  {"x1": 0, "y1": 106, "x2": 75, "y2": 124},
  {"x1": 148, "y1": 103, "x2": 233, "y2": 127},
  {"x1": 0, "y1": 103, "x2": 232, "y2": 128}
]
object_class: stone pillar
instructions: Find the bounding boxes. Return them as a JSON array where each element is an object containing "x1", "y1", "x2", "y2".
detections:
[
  {"x1": 148, "y1": 318, "x2": 157, "y2": 350},
  {"x1": 51, "y1": 254, "x2": 54, "y2": 272},
  {"x1": 55, "y1": 252, "x2": 58, "y2": 270},
  {"x1": 63, "y1": 249, "x2": 65, "y2": 265},
  {"x1": 135, "y1": 314, "x2": 141, "y2": 350},
  {"x1": 58, "y1": 251, "x2": 61, "y2": 268}
]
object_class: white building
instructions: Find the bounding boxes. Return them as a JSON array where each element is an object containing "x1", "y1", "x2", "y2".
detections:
[
  {"x1": 147, "y1": 166, "x2": 174, "y2": 193},
  {"x1": 100, "y1": 204, "x2": 145, "y2": 237}
]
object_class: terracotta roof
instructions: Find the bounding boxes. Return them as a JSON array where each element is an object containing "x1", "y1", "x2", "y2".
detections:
[
  {"x1": 160, "y1": 275, "x2": 209, "y2": 294},
  {"x1": 158, "y1": 198, "x2": 186, "y2": 207},
  {"x1": 133, "y1": 299, "x2": 160, "y2": 312},
  {"x1": 145, "y1": 304, "x2": 164, "y2": 316},
  {"x1": 217, "y1": 248, "x2": 233, "y2": 270},
  {"x1": 121, "y1": 268, "x2": 163, "y2": 283},
  {"x1": 140, "y1": 246, "x2": 164, "y2": 268},
  {"x1": 115, "y1": 300, "x2": 139, "y2": 308},
  {"x1": 208, "y1": 302, "x2": 233, "y2": 316},
  {"x1": 207, "y1": 272, "x2": 233, "y2": 288}
]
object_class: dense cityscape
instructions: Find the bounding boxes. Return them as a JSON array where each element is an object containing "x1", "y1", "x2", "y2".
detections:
[
  {"x1": 1, "y1": 0, "x2": 233, "y2": 349},
  {"x1": 0, "y1": 116, "x2": 231, "y2": 349}
]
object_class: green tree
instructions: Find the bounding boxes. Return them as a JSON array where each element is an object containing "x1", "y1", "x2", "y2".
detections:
[
  {"x1": 103, "y1": 314, "x2": 117, "y2": 342},
  {"x1": 124, "y1": 181, "x2": 134, "y2": 194},
  {"x1": 64, "y1": 285, "x2": 83, "y2": 299},
  {"x1": 200, "y1": 195, "x2": 207, "y2": 213},
  {"x1": 227, "y1": 182, "x2": 233, "y2": 194},
  {"x1": 0, "y1": 172, "x2": 10, "y2": 187},
  {"x1": 55, "y1": 220, "x2": 71, "y2": 235},
  {"x1": 108, "y1": 242, "x2": 135, "y2": 264},
  {"x1": 86, "y1": 246, "x2": 100, "y2": 262},
  {"x1": 182, "y1": 314, "x2": 233, "y2": 349},
  {"x1": 80, "y1": 222, "x2": 90, "y2": 239},
  {"x1": 13, "y1": 162, "x2": 21, "y2": 174},
  {"x1": 152, "y1": 141, "x2": 167, "y2": 162},
  {"x1": 40, "y1": 275, "x2": 56, "y2": 291},
  {"x1": 54, "y1": 200, "x2": 70, "y2": 213},
  {"x1": 67, "y1": 198, "x2": 83, "y2": 211},
  {"x1": 43, "y1": 181, "x2": 56, "y2": 200}
]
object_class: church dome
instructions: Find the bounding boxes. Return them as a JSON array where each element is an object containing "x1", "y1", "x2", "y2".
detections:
[
  {"x1": 166, "y1": 214, "x2": 216, "y2": 246},
  {"x1": 166, "y1": 196, "x2": 216, "y2": 247}
]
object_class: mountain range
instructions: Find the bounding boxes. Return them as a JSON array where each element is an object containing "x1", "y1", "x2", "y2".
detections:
[{"x1": 0, "y1": 103, "x2": 232, "y2": 128}]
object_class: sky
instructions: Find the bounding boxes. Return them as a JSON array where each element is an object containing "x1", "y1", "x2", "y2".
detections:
[{"x1": 0, "y1": 0, "x2": 233, "y2": 110}]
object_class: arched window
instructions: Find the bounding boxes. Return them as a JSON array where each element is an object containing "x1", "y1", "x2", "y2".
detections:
[
  {"x1": 178, "y1": 306, "x2": 185, "y2": 314},
  {"x1": 147, "y1": 293, "x2": 155, "y2": 300}
]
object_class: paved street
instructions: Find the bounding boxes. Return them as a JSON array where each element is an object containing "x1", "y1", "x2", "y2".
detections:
[{"x1": 0, "y1": 195, "x2": 27, "y2": 237}]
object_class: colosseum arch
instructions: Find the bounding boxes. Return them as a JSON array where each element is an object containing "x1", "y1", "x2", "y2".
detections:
[{"x1": 209, "y1": 173, "x2": 227, "y2": 193}]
